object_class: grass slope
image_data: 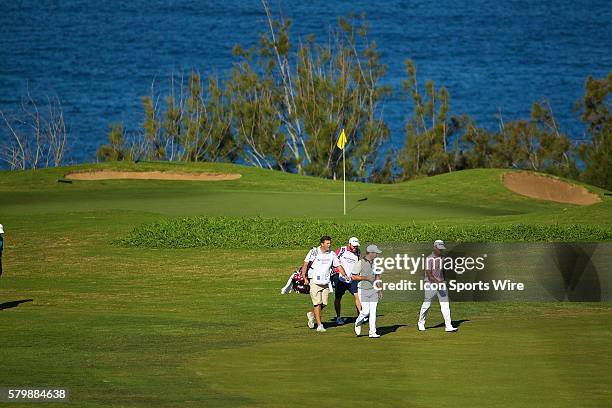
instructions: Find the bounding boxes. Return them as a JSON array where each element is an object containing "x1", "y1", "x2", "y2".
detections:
[{"x1": 0, "y1": 162, "x2": 611, "y2": 407}]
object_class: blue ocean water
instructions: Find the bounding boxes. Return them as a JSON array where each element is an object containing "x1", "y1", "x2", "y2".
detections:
[{"x1": 1, "y1": 0, "x2": 611, "y2": 166}]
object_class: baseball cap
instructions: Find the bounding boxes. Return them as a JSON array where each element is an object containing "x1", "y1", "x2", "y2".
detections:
[
  {"x1": 366, "y1": 244, "x2": 382, "y2": 254},
  {"x1": 0, "y1": 224, "x2": 4, "y2": 234},
  {"x1": 434, "y1": 239, "x2": 446, "y2": 250},
  {"x1": 349, "y1": 237, "x2": 360, "y2": 247}
]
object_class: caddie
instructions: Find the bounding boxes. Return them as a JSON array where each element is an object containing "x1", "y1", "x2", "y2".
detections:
[{"x1": 332, "y1": 236, "x2": 361, "y2": 325}]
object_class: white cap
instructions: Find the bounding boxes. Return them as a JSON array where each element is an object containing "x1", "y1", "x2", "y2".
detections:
[
  {"x1": 434, "y1": 240, "x2": 446, "y2": 250},
  {"x1": 0, "y1": 224, "x2": 4, "y2": 234},
  {"x1": 349, "y1": 237, "x2": 360, "y2": 247},
  {"x1": 366, "y1": 244, "x2": 382, "y2": 254}
]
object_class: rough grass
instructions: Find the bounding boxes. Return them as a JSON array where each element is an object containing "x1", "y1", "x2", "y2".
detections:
[{"x1": 119, "y1": 216, "x2": 612, "y2": 248}]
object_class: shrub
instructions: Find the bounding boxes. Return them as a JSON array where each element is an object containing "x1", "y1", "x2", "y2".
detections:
[{"x1": 118, "y1": 216, "x2": 612, "y2": 249}]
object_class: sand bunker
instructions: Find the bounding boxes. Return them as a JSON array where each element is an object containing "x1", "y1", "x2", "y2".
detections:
[
  {"x1": 502, "y1": 172, "x2": 600, "y2": 206},
  {"x1": 66, "y1": 170, "x2": 241, "y2": 181}
]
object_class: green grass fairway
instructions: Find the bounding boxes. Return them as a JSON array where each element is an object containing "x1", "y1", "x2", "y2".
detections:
[{"x1": 1, "y1": 162, "x2": 611, "y2": 407}]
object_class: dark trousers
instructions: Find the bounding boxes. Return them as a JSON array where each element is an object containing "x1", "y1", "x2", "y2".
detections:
[{"x1": 0, "y1": 250, "x2": 3, "y2": 276}]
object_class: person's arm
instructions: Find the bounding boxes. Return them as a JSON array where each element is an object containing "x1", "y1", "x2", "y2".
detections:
[
  {"x1": 330, "y1": 256, "x2": 348, "y2": 281},
  {"x1": 426, "y1": 269, "x2": 443, "y2": 283},
  {"x1": 375, "y1": 275, "x2": 383, "y2": 299},
  {"x1": 337, "y1": 265, "x2": 348, "y2": 281},
  {"x1": 351, "y1": 274, "x2": 375, "y2": 282},
  {"x1": 300, "y1": 261, "x2": 310, "y2": 284},
  {"x1": 351, "y1": 260, "x2": 375, "y2": 282},
  {"x1": 425, "y1": 257, "x2": 442, "y2": 283}
]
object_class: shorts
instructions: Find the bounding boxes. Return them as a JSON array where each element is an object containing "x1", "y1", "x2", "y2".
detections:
[
  {"x1": 310, "y1": 283, "x2": 329, "y2": 307},
  {"x1": 335, "y1": 279, "x2": 358, "y2": 298}
]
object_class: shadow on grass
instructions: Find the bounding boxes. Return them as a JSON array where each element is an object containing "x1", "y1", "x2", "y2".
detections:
[
  {"x1": 0, "y1": 299, "x2": 33, "y2": 311},
  {"x1": 426, "y1": 319, "x2": 470, "y2": 329},
  {"x1": 378, "y1": 324, "x2": 407, "y2": 336},
  {"x1": 347, "y1": 198, "x2": 367, "y2": 213},
  {"x1": 325, "y1": 315, "x2": 386, "y2": 329}
]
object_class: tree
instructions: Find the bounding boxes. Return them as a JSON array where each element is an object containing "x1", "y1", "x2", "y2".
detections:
[
  {"x1": 231, "y1": 4, "x2": 390, "y2": 179},
  {"x1": 528, "y1": 101, "x2": 578, "y2": 178},
  {"x1": 228, "y1": 46, "x2": 289, "y2": 170},
  {"x1": 576, "y1": 72, "x2": 612, "y2": 190},
  {"x1": 96, "y1": 123, "x2": 129, "y2": 162},
  {"x1": 0, "y1": 90, "x2": 68, "y2": 170},
  {"x1": 138, "y1": 72, "x2": 237, "y2": 163},
  {"x1": 456, "y1": 115, "x2": 495, "y2": 169},
  {"x1": 398, "y1": 59, "x2": 458, "y2": 179},
  {"x1": 142, "y1": 82, "x2": 166, "y2": 160},
  {"x1": 370, "y1": 151, "x2": 396, "y2": 183}
]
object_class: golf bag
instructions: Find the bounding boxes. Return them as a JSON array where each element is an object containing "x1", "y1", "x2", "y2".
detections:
[{"x1": 290, "y1": 268, "x2": 310, "y2": 294}]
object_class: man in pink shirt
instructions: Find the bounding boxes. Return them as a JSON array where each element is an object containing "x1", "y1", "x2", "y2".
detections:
[{"x1": 418, "y1": 240, "x2": 458, "y2": 332}]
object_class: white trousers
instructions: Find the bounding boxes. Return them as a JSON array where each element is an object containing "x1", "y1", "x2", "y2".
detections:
[
  {"x1": 418, "y1": 287, "x2": 452, "y2": 328},
  {"x1": 355, "y1": 301, "x2": 378, "y2": 335}
]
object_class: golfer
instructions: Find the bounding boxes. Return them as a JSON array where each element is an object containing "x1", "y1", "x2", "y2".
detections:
[
  {"x1": 301, "y1": 236, "x2": 348, "y2": 332},
  {"x1": 354, "y1": 244, "x2": 383, "y2": 338},
  {"x1": 332, "y1": 236, "x2": 361, "y2": 325},
  {"x1": 417, "y1": 240, "x2": 458, "y2": 332},
  {"x1": 0, "y1": 223, "x2": 3, "y2": 277}
]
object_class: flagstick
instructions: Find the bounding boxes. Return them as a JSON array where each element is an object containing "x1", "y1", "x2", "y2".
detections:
[{"x1": 343, "y1": 147, "x2": 346, "y2": 215}]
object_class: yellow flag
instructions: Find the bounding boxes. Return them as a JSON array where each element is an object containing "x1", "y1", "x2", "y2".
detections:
[{"x1": 336, "y1": 129, "x2": 347, "y2": 150}]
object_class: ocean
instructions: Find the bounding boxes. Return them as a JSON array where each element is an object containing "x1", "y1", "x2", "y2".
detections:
[{"x1": 1, "y1": 0, "x2": 611, "y2": 166}]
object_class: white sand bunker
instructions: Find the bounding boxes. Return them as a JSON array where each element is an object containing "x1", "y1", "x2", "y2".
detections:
[
  {"x1": 503, "y1": 172, "x2": 600, "y2": 206},
  {"x1": 66, "y1": 170, "x2": 241, "y2": 181}
]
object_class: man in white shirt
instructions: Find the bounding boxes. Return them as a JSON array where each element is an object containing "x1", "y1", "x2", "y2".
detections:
[
  {"x1": 418, "y1": 240, "x2": 458, "y2": 332},
  {"x1": 301, "y1": 236, "x2": 348, "y2": 332},
  {"x1": 332, "y1": 237, "x2": 361, "y2": 325}
]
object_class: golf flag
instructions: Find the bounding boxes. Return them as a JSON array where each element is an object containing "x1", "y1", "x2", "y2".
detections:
[
  {"x1": 336, "y1": 129, "x2": 347, "y2": 150},
  {"x1": 337, "y1": 129, "x2": 347, "y2": 215}
]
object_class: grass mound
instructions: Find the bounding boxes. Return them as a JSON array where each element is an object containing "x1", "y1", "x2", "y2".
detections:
[{"x1": 118, "y1": 216, "x2": 612, "y2": 248}]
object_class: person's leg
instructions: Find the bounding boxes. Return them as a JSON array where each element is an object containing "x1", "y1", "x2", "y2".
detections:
[
  {"x1": 334, "y1": 281, "x2": 346, "y2": 319},
  {"x1": 351, "y1": 281, "x2": 362, "y2": 315},
  {"x1": 437, "y1": 290, "x2": 453, "y2": 329},
  {"x1": 355, "y1": 300, "x2": 370, "y2": 326},
  {"x1": 313, "y1": 285, "x2": 329, "y2": 331},
  {"x1": 313, "y1": 304, "x2": 322, "y2": 326},
  {"x1": 368, "y1": 301, "x2": 378, "y2": 335},
  {"x1": 418, "y1": 288, "x2": 436, "y2": 327},
  {"x1": 307, "y1": 284, "x2": 322, "y2": 329},
  {"x1": 320, "y1": 286, "x2": 329, "y2": 324},
  {"x1": 0, "y1": 251, "x2": 3, "y2": 277},
  {"x1": 334, "y1": 296, "x2": 342, "y2": 317}
]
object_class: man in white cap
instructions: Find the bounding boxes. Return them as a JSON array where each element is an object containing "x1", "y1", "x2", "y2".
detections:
[
  {"x1": 332, "y1": 236, "x2": 361, "y2": 325},
  {"x1": 418, "y1": 240, "x2": 458, "y2": 332},
  {"x1": 354, "y1": 244, "x2": 383, "y2": 338},
  {"x1": 0, "y1": 223, "x2": 4, "y2": 277}
]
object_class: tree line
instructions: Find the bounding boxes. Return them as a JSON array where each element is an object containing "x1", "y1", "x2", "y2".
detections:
[
  {"x1": 1, "y1": 5, "x2": 610, "y2": 191},
  {"x1": 95, "y1": 8, "x2": 610, "y2": 190}
]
